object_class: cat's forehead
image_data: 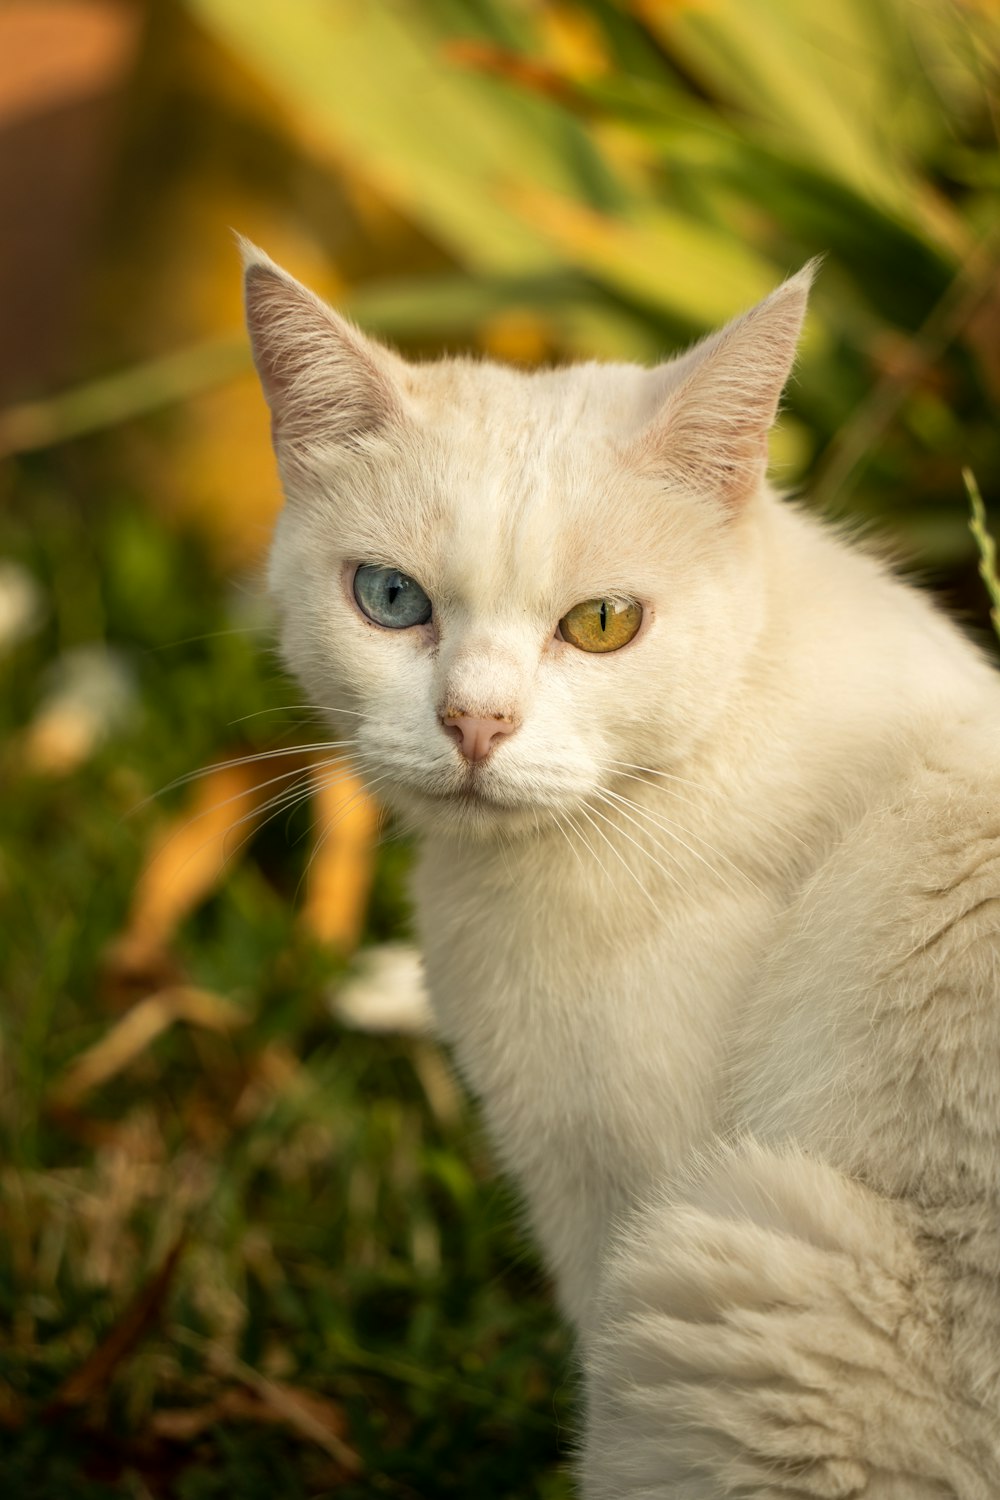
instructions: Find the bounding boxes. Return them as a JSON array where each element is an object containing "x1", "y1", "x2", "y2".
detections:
[
  {"x1": 383, "y1": 357, "x2": 672, "y2": 610},
  {"x1": 407, "y1": 355, "x2": 664, "y2": 438}
]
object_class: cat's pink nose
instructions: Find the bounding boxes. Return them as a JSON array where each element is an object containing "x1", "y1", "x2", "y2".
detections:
[{"x1": 441, "y1": 711, "x2": 517, "y2": 764}]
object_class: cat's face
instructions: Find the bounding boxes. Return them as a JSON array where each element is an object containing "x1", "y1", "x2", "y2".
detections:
[{"x1": 246, "y1": 244, "x2": 812, "y2": 839}]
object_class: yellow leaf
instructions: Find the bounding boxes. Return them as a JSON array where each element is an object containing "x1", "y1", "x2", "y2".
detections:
[
  {"x1": 509, "y1": 185, "x2": 777, "y2": 326},
  {"x1": 49, "y1": 987, "x2": 248, "y2": 1109},
  {"x1": 121, "y1": 757, "x2": 300, "y2": 954}
]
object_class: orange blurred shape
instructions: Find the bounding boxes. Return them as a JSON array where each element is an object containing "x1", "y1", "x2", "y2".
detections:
[
  {"x1": 443, "y1": 39, "x2": 579, "y2": 105},
  {"x1": 123, "y1": 760, "x2": 293, "y2": 954},
  {"x1": 134, "y1": 187, "x2": 341, "y2": 568},
  {"x1": 0, "y1": 0, "x2": 138, "y2": 127},
  {"x1": 23, "y1": 707, "x2": 97, "y2": 776},
  {"x1": 108, "y1": 753, "x2": 379, "y2": 989},
  {"x1": 537, "y1": 2, "x2": 610, "y2": 79},
  {"x1": 480, "y1": 309, "x2": 553, "y2": 366},
  {"x1": 302, "y1": 762, "x2": 379, "y2": 952},
  {"x1": 0, "y1": 1, "x2": 142, "y2": 399}
]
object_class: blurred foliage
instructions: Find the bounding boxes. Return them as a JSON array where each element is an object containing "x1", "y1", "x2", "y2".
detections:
[
  {"x1": 2, "y1": 0, "x2": 1000, "y2": 1495},
  {"x1": 0, "y1": 488, "x2": 572, "y2": 1497},
  {"x1": 5, "y1": 0, "x2": 1000, "y2": 572}
]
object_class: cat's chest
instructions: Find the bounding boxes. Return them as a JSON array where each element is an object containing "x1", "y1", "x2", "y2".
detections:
[{"x1": 414, "y1": 839, "x2": 776, "y2": 1316}]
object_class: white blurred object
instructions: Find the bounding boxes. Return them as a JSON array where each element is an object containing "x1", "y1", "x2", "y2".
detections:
[
  {"x1": 24, "y1": 643, "x2": 136, "y2": 773},
  {"x1": 332, "y1": 943, "x2": 433, "y2": 1036},
  {"x1": 0, "y1": 560, "x2": 45, "y2": 654}
]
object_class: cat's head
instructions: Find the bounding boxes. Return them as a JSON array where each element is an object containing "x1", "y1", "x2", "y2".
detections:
[{"x1": 244, "y1": 241, "x2": 813, "y2": 840}]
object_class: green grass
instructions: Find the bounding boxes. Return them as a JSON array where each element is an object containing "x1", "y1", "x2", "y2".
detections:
[
  {"x1": 966, "y1": 468, "x2": 1000, "y2": 645},
  {"x1": 0, "y1": 459, "x2": 573, "y2": 1498}
]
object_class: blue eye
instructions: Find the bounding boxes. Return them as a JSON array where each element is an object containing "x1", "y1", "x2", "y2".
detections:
[{"x1": 353, "y1": 564, "x2": 432, "y2": 629}]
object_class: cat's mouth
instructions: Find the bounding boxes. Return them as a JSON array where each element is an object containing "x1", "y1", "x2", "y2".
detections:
[
  {"x1": 418, "y1": 776, "x2": 515, "y2": 810},
  {"x1": 393, "y1": 764, "x2": 547, "y2": 825},
  {"x1": 370, "y1": 748, "x2": 572, "y2": 829}
]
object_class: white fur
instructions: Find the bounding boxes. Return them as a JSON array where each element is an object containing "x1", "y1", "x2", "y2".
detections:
[{"x1": 244, "y1": 243, "x2": 1000, "y2": 1494}]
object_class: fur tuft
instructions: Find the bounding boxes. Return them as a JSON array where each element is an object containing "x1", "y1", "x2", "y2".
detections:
[{"x1": 583, "y1": 1141, "x2": 1000, "y2": 1498}]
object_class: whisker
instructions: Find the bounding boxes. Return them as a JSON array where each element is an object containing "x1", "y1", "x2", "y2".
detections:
[
  {"x1": 149, "y1": 624, "x2": 272, "y2": 651},
  {"x1": 170, "y1": 756, "x2": 359, "y2": 834},
  {"x1": 222, "y1": 762, "x2": 384, "y2": 876},
  {"x1": 138, "y1": 755, "x2": 379, "y2": 896},
  {"x1": 598, "y1": 786, "x2": 744, "y2": 894},
  {"x1": 604, "y1": 783, "x2": 760, "y2": 875},
  {"x1": 227, "y1": 704, "x2": 371, "y2": 727},
  {"x1": 606, "y1": 765, "x2": 709, "y2": 812},
  {"x1": 138, "y1": 739, "x2": 367, "y2": 811},
  {"x1": 561, "y1": 808, "x2": 610, "y2": 885},
  {"x1": 298, "y1": 773, "x2": 394, "y2": 905},
  {"x1": 606, "y1": 758, "x2": 700, "y2": 788},
  {"x1": 220, "y1": 780, "x2": 325, "y2": 868},
  {"x1": 553, "y1": 811, "x2": 587, "y2": 874},
  {"x1": 603, "y1": 767, "x2": 761, "y2": 854},
  {"x1": 573, "y1": 804, "x2": 660, "y2": 916},
  {"x1": 589, "y1": 796, "x2": 684, "y2": 892},
  {"x1": 608, "y1": 763, "x2": 809, "y2": 851},
  {"x1": 204, "y1": 761, "x2": 376, "y2": 871},
  {"x1": 598, "y1": 786, "x2": 760, "y2": 898}
]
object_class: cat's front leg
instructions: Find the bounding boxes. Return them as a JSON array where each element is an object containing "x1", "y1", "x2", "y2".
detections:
[{"x1": 580, "y1": 1141, "x2": 998, "y2": 1499}]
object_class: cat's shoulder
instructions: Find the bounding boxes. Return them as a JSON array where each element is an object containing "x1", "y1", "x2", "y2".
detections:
[
  {"x1": 871, "y1": 705, "x2": 1000, "y2": 881},
  {"x1": 773, "y1": 703, "x2": 1000, "y2": 1103},
  {"x1": 775, "y1": 702, "x2": 1000, "y2": 993},
  {"x1": 736, "y1": 702, "x2": 1000, "y2": 1166},
  {"x1": 833, "y1": 709, "x2": 1000, "y2": 1202}
]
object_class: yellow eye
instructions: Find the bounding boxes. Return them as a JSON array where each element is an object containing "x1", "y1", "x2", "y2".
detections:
[{"x1": 559, "y1": 597, "x2": 643, "y2": 653}]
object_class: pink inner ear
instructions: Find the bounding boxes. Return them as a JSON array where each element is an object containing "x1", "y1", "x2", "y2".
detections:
[
  {"x1": 245, "y1": 265, "x2": 313, "y2": 409},
  {"x1": 244, "y1": 262, "x2": 400, "y2": 448},
  {"x1": 635, "y1": 267, "x2": 813, "y2": 511}
]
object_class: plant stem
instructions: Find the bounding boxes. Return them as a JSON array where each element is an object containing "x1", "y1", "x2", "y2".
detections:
[{"x1": 965, "y1": 467, "x2": 1000, "y2": 644}]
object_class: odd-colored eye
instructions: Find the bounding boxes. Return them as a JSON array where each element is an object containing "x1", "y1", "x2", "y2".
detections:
[
  {"x1": 559, "y1": 597, "x2": 642, "y2": 653},
  {"x1": 353, "y1": 564, "x2": 432, "y2": 629}
]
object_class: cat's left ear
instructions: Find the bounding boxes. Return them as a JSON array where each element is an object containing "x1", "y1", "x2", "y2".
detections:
[
  {"x1": 637, "y1": 261, "x2": 818, "y2": 511},
  {"x1": 240, "y1": 237, "x2": 405, "y2": 452}
]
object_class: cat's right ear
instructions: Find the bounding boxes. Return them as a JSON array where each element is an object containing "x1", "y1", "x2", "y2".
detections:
[{"x1": 240, "y1": 238, "x2": 404, "y2": 451}]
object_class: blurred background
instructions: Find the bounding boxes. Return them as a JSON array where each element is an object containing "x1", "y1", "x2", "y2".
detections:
[{"x1": 2, "y1": 1, "x2": 999, "y2": 1495}]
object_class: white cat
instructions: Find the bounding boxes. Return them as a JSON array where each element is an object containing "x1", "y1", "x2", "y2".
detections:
[{"x1": 243, "y1": 240, "x2": 1000, "y2": 1497}]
